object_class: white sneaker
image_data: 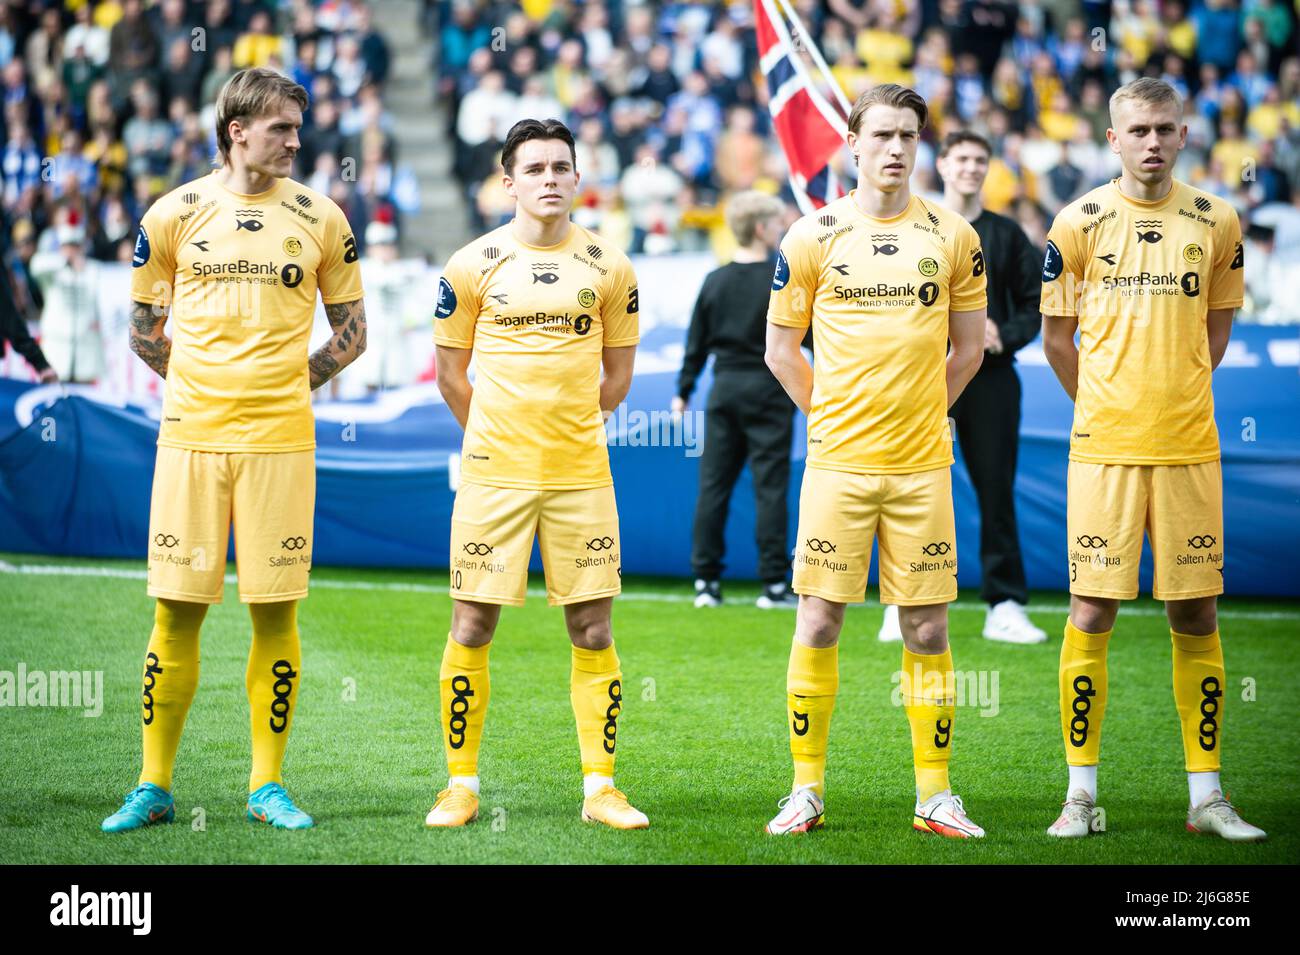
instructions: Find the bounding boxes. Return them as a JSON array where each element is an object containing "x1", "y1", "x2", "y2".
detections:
[
  {"x1": 693, "y1": 578, "x2": 721, "y2": 608},
  {"x1": 1047, "y1": 788, "x2": 1098, "y2": 838},
  {"x1": 765, "y1": 785, "x2": 825, "y2": 834},
  {"x1": 983, "y1": 600, "x2": 1047, "y2": 644},
  {"x1": 756, "y1": 582, "x2": 799, "y2": 609},
  {"x1": 913, "y1": 791, "x2": 985, "y2": 838},
  {"x1": 1186, "y1": 791, "x2": 1267, "y2": 842},
  {"x1": 877, "y1": 604, "x2": 903, "y2": 642}
]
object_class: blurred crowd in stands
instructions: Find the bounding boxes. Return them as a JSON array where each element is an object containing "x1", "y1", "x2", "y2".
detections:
[
  {"x1": 0, "y1": 0, "x2": 403, "y2": 380},
  {"x1": 437, "y1": 0, "x2": 1300, "y2": 321}
]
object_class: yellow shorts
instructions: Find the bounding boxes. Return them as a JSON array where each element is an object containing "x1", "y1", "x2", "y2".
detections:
[
  {"x1": 1067, "y1": 460, "x2": 1224, "y2": 601},
  {"x1": 146, "y1": 446, "x2": 315, "y2": 604},
  {"x1": 792, "y1": 465, "x2": 958, "y2": 606},
  {"x1": 449, "y1": 482, "x2": 622, "y2": 607}
]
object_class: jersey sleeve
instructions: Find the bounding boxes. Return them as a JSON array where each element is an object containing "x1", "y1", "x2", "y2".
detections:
[
  {"x1": 432, "y1": 249, "x2": 480, "y2": 348},
  {"x1": 602, "y1": 252, "x2": 640, "y2": 346},
  {"x1": 1039, "y1": 211, "x2": 1085, "y2": 317},
  {"x1": 767, "y1": 223, "x2": 817, "y2": 328},
  {"x1": 129, "y1": 196, "x2": 177, "y2": 306},
  {"x1": 949, "y1": 220, "x2": 987, "y2": 312},
  {"x1": 1207, "y1": 207, "x2": 1245, "y2": 310},
  {"x1": 318, "y1": 201, "x2": 364, "y2": 304}
]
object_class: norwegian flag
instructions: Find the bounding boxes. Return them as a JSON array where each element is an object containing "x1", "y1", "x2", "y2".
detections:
[{"x1": 754, "y1": 0, "x2": 850, "y2": 213}]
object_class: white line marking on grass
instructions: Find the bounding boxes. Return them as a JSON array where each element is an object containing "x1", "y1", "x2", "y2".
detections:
[{"x1": 1, "y1": 560, "x2": 1296, "y2": 620}]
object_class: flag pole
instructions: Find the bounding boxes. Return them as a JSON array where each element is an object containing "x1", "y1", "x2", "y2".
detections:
[{"x1": 777, "y1": 0, "x2": 852, "y2": 118}]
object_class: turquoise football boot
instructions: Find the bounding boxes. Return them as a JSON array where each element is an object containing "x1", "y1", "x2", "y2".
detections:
[
  {"x1": 247, "y1": 782, "x2": 314, "y2": 829},
  {"x1": 102, "y1": 783, "x2": 175, "y2": 833}
]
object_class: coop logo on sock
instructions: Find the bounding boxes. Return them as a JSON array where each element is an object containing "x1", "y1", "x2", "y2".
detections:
[
  {"x1": 447, "y1": 675, "x2": 474, "y2": 749},
  {"x1": 602, "y1": 679, "x2": 622, "y2": 754},
  {"x1": 1198, "y1": 676, "x2": 1221, "y2": 751},
  {"x1": 141, "y1": 653, "x2": 163, "y2": 725},
  {"x1": 268, "y1": 659, "x2": 297, "y2": 734},
  {"x1": 1069, "y1": 675, "x2": 1096, "y2": 746},
  {"x1": 49, "y1": 885, "x2": 151, "y2": 935}
]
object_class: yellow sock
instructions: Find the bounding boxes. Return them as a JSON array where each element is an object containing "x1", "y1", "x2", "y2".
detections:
[
  {"x1": 139, "y1": 599, "x2": 205, "y2": 791},
  {"x1": 441, "y1": 635, "x2": 491, "y2": 777},
  {"x1": 788, "y1": 640, "x2": 838, "y2": 796},
  {"x1": 901, "y1": 647, "x2": 955, "y2": 802},
  {"x1": 571, "y1": 644, "x2": 621, "y2": 777},
  {"x1": 1172, "y1": 630, "x2": 1224, "y2": 772},
  {"x1": 1060, "y1": 620, "x2": 1110, "y2": 766},
  {"x1": 246, "y1": 601, "x2": 301, "y2": 792}
]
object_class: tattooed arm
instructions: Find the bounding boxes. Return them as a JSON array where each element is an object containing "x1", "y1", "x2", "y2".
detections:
[
  {"x1": 309, "y1": 297, "x2": 368, "y2": 390},
  {"x1": 129, "y1": 299, "x2": 172, "y2": 379}
]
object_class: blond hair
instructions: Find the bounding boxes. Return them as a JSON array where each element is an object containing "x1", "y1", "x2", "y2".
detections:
[
  {"x1": 725, "y1": 191, "x2": 785, "y2": 246},
  {"x1": 847, "y1": 83, "x2": 928, "y2": 137},
  {"x1": 1109, "y1": 77, "x2": 1183, "y2": 124},
  {"x1": 214, "y1": 68, "x2": 309, "y2": 165}
]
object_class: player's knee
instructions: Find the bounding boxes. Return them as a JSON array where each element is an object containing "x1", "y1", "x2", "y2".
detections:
[
  {"x1": 1070, "y1": 596, "x2": 1119, "y2": 634},
  {"x1": 1166, "y1": 597, "x2": 1217, "y2": 635},
  {"x1": 899, "y1": 608, "x2": 948, "y2": 653},
  {"x1": 450, "y1": 601, "x2": 498, "y2": 647},
  {"x1": 796, "y1": 597, "x2": 844, "y2": 647}
]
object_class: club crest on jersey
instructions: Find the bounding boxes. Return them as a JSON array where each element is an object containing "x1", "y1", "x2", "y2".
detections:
[
  {"x1": 577, "y1": 288, "x2": 596, "y2": 307},
  {"x1": 283, "y1": 237, "x2": 302, "y2": 257},
  {"x1": 772, "y1": 250, "x2": 790, "y2": 290},
  {"x1": 435, "y1": 276, "x2": 457, "y2": 319},
  {"x1": 132, "y1": 225, "x2": 150, "y2": 267},
  {"x1": 918, "y1": 257, "x2": 939, "y2": 276},
  {"x1": 1042, "y1": 240, "x2": 1063, "y2": 281}
]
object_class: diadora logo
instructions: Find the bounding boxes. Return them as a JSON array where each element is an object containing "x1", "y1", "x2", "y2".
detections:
[
  {"x1": 1198, "y1": 676, "x2": 1221, "y2": 751},
  {"x1": 1076, "y1": 535, "x2": 1108, "y2": 548},
  {"x1": 142, "y1": 652, "x2": 163, "y2": 725},
  {"x1": 281, "y1": 536, "x2": 307, "y2": 551},
  {"x1": 792, "y1": 708, "x2": 809, "y2": 736},
  {"x1": 447, "y1": 675, "x2": 474, "y2": 749},
  {"x1": 532, "y1": 263, "x2": 559, "y2": 284},
  {"x1": 830, "y1": 263, "x2": 849, "y2": 275},
  {"x1": 921, "y1": 541, "x2": 951, "y2": 557},
  {"x1": 1069, "y1": 675, "x2": 1096, "y2": 746},
  {"x1": 154, "y1": 533, "x2": 179, "y2": 548},
  {"x1": 1097, "y1": 252, "x2": 1116, "y2": 266},
  {"x1": 463, "y1": 542, "x2": 494, "y2": 555},
  {"x1": 871, "y1": 234, "x2": 899, "y2": 255},
  {"x1": 1135, "y1": 220, "x2": 1163, "y2": 243},
  {"x1": 586, "y1": 536, "x2": 615, "y2": 551},
  {"x1": 934, "y1": 718, "x2": 951, "y2": 748},
  {"x1": 235, "y1": 209, "x2": 265, "y2": 232},
  {"x1": 293, "y1": 193, "x2": 313, "y2": 208},
  {"x1": 585, "y1": 243, "x2": 603, "y2": 259},
  {"x1": 191, "y1": 240, "x2": 209, "y2": 252},
  {"x1": 1187, "y1": 535, "x2": 1217, "y2": 549},
  {"x1": 1081, "y1": 202, "x2": 1101, "y2": 216},
  {"x1": 806, "y1": 538, "x2": 836, "y2": 553},
  {"x1": 602, "y1": 680, "x2": 622, "y2": 754},
  {"x1": 488, "y1": 293, "x2": 508, "y2": 305},
  {"x1": 268, "y1": 659, "x2": 296, "y2": 733}
]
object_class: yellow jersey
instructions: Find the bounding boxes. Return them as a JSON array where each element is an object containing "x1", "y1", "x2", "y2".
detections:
[
  {"x1": 1040, "y1": 178, "x2": 1244, "y2": 465},
  {"x1": 767, "y1": 191, "x2": 987, "y2": 475},
  {"x1": 434, "y1": 221, "x2": 639, "y2": 490},
  {"x1": 131, "y1": 171, "x2": 363, "y2": 452}
]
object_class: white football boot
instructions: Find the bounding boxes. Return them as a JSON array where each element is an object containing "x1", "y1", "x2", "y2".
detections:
[
  {"x1": 913, "y1": 791, "x2": 985, "y2": 838},
  {"x1": 983, "y1": 600, "x2": 1047, "y2": 644},
  {"x1": 1047, "y1": 789, "x2": 1097, "y2": 838},
  {"x1": 765, "y1": 784, "x2": 825, "y2": 834},
  {"x1": 1186, "y1": 791, "x2": 1267, "y2": 842}
]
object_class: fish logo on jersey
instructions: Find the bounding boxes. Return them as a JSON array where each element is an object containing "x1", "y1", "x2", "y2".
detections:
[
  {"x1": 236, "y1": 208, "x2": 265, "y2": 232},
  {"x1": 532, "y1": 262, "x2": 559, "y2": 284},
  {"x1": 1135, "y1": 220, "x2": 1162, "y2": 243},
  {"x1": 871, "y1": 234, "x2": 899, "y2": 255}
]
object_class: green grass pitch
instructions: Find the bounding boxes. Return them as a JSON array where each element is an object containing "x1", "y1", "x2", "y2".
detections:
[{"x1": 1, "y1": 552, "x2": 1295, "y2": 864}]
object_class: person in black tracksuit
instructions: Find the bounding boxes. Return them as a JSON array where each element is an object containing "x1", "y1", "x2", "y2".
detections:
[
  {"x1": 674, "y1": 191, "x2": 799, "y2": 609},
  {"x1": 917, "y1": 130, "x2": 1046, "y2": 643},
  {"x1": 1, "y1": 258, "x2": 56, "y2": 383}
]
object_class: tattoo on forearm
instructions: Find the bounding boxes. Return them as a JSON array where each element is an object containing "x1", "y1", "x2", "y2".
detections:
[
  {"x1": 309, "y1": 348, "x2": 340, "y2": 389},
  {"x1": 129, "y1": 300, "x2": 170, "y2": 378},
  {"x1": 310, "y1": 299, "x2": 366, "y2": 389}
]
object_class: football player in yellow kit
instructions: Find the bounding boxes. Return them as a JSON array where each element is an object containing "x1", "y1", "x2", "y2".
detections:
[
  {"x1": 102, "y1": 69, "x2": 366, "y2": 833},
  {"x1": 764, "y1": 85, "x2": 989, "y2": 837},
  {"x1": 1041, "y1": 78, "x2": 1265, "y2": 841},
  {"x1": 425, "y1": 118, "x2": 647, "y2": 830}
]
